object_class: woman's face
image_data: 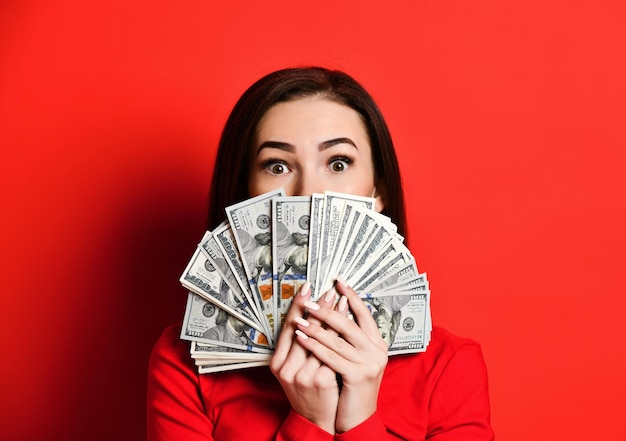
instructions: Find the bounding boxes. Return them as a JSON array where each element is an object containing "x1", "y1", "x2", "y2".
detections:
[{"x1": 248, "y1": 96, "x2": 384, "y2": 212}]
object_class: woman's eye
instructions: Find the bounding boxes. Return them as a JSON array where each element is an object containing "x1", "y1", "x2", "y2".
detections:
[
  {"x1": 329, "y1": 157, "x2": 352, "y2": 173},
  {"x1": 266, "y1": 161, "x2": 290, "y2": 175}
]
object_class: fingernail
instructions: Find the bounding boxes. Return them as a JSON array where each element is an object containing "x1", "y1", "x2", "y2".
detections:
[
  {"x1": 295, "y1": 317, "x2": 309, "y2": 327},
  {"x1": 299, "y1": 281, "x2": 311, "y2": 297},
  {"x1": 324, "y1": 288, "x2": 337, "y2": 304},
  {"x1": 295, "y1": 329, "x2": 308, "y2": 340},
  {"x1": 304, "y1": 300, "x2": 320, "y2": 311},
  {"x1": 337, "y1": 295, "x2": 348, "y2": 313},
  {"x1": 336, "y1": 276, "x2": 347, "y2": 288}
]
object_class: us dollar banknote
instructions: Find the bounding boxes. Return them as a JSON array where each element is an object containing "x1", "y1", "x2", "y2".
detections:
[
  {"x1": 199, "y1": 230, "x2": 262, "y2": 324},
  {"x1": 180, "y1": 292, "x2": 270, "y2": 352},
  {"x1": 179, "y1": 190, "x2": 432, "y2": 374},
  {"x1": 362, "y1": 293, "x2": 429, "y2": 354},
  {"x1": 272, "y1": 196, "x2": 310, "y2": 338},
  {"x1": 314, "y1": 192, "x2": 374, "y2": 298},
  {"x1": 226, "y1": 189, "x2": 285, "y2": 343},
  {"x1": 180, "y1": 247, "x2": 263, "y2": 332}
]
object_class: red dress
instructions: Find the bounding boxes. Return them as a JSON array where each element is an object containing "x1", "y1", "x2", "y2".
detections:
[{"x1": 147, "y1": 324, "x2": 494, "y2": 440}]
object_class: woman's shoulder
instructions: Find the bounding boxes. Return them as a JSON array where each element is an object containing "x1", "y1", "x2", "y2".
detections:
[
  {"x1": 383, "y1": 327, "x2": 494, "y2": 438},
  {"x1": 387, "y1": 325, "x2": 487, "y2": 376},
  {"x1": 151, "y1": 323, "x2": 188, "y2": 356},
  {"x1": 430, "y1": 325, "x2": 483, "y2": 352},
  {"x1": 427, "y1": 326, "x2": 486, "y2": 365},
  {"x1": 149, "y1": 323, "x2": 197, "y2": 379}
]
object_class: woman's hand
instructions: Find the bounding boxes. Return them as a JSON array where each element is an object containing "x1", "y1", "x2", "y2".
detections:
[
  {"x1": 270, "y1": 282, "x2": 340, "y2": 434},
  {"x1": 294, "y1": 278, "x2": 389, "y2": 433}
]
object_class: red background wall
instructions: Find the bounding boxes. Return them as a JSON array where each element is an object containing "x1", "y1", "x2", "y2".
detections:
[{"x1": 1, "y1": 1, "x2": 624, "y2": 439}]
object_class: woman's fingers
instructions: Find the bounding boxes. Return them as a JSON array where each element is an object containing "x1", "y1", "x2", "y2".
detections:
[
  {"x1": 270, "y1": 282, "x2": 341, "y2": 434},
  {"x1": 271, "y1": 281, "x2": 330, "y2": 376},
  {"x1": 275, "y1": 277, "x2": 388, "y2": 379},
  {"x1": 271, "y1": 281, "x2": 312, "y2": 372},
  {"x1": 294, "y1": 281, "x2": 388, "y2": 369},
  {"x1": 335, "y1": 277, "x2": 383, "y2": 341},
  {"x1": 305, "y1": 288, "x2": 385, "y2": 351},
  {"x1": 291, "y1": 280, "x2": 388, "y2": 434},
  {"x1": 292, "y1": 286, "x2": 351, "y2": 365}
]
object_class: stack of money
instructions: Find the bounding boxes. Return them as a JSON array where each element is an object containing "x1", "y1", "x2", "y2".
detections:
[{"x1": 179, "y1": 190, "x2": 431, "y2": 373}]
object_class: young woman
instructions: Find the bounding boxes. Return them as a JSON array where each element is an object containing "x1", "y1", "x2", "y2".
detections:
[{"x1": 147, "y1": 67, "x2": 494, "y2": 440}]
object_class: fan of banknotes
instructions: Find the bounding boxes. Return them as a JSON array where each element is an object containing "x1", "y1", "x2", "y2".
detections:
[{"x1": 179, "y1": 189, "x2": 432, "y2": 373}]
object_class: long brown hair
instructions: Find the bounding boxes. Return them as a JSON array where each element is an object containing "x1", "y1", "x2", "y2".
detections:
[{"x1": 207, "y1": 67, "x2": 407, "y2": 241}]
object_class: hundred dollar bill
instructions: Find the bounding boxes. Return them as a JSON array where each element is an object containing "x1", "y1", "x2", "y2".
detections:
[
  {"x1": 376, "y1": 278, "x2": 429, "y2": 298},
  {"x1": 180, "y1": 247, "x2": 264, "y2": 332},
  {"x1": 226, "y1": 189, "x2": 285, "y2": 344},
  {"x1": 317, "y1": 203, "x2": 358, "y2": 294},
  {"x1": 361, "y1": 263, "x2": 431, "y2": 347},
  {"x1": 314, "y1": 192, "x2": 374, "y2": 298},
  {"x1": 319, "y1": 206, "x2": 363, "y2": 293},
  {"x1": 193, "y1": 356, "x2": 270, "y2": 365},
  {"x1": 272, "y1": 196, "x2": 310, "y2": 338},
  {"x1": 199, "y1": 230, "x2": 262, "y2": 324},
  {"x1": 180, "y1": 191, "x2": 433, "y2": 374},
  {"x1": 305, "y1": 194, "x2": 324, "y2": 298},
  {"x1": 340, "y1": 211, "x2": 395, "y2": 281},
  {"x1": 370, "y1": 263, "x2": 427, "y2": 294},
  {"x1": 362, "y1": 293, "x2": 429, "y2": 354},
  {"x1": 195, "y1": 359, "x2": 270, "y2": 367},
  {"x1": 321, "y1": 205, "x2": 396, "y2": 293},
  {"x1": 180, "y1": 292, "x2": 270, "y2": 352},
  {"x1": 191, "y1": 342, "x2": 272, "y2": 370},
  {"x1": 343, "y1": 226, "x2": 403, "y2": 289},
  {"x1": 213, "y1": 223, "x2": 254, "y2": 304},
  {"x1": 190, "y1": 342, "x2": 272, "y2": 357},
  {"x1": 334, "y1": 211, "x2": 379, "y2": 283},
  {"x1": 353, "y1": 251, "x2": 413, "y2": 292},
  {"x1": 190, "y1": 343, "x2": 272, "y2": 367},
  {"x1": 193, "y1": 358, "x2": 271, "y2": 368},
  {"x1": 213, "y1": 222, "x2": 272, "y2": 341},
  {"x1": 198, "y1": 360, "x2": 270, "y2": 374}
]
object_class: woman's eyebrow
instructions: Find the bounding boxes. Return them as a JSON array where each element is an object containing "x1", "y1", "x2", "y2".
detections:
[
  {"x1": 256, "y1": 137, "x2": 358, "y2": 154},
  {"x1": 320, "y1": 137, "x2": 357, "y2": 150},
  {"x1": 256, "y1": 141, "x2": 294, "y2": 154}
]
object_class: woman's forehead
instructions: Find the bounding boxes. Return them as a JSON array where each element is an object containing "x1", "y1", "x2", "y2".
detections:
[{"x1": 256, "y1": 96, "x2": 367, "y2": 139}]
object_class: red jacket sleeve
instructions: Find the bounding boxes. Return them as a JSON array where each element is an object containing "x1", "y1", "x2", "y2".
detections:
[
  {"x1": 147, "y1": 325, "x2": 335, "y2": 441},
  {"x1": 426, "y1": 342, "x2": 495, "y2": 440},
  {"x1": 276, "y1": 410, "x2": 334, "y2": 441},
  {"x1": 334, "y1": 412, "x2": 388, "y2": 440},
  {"x1": 147, "y1": 326, "x2": 215, "y2": 441}
]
